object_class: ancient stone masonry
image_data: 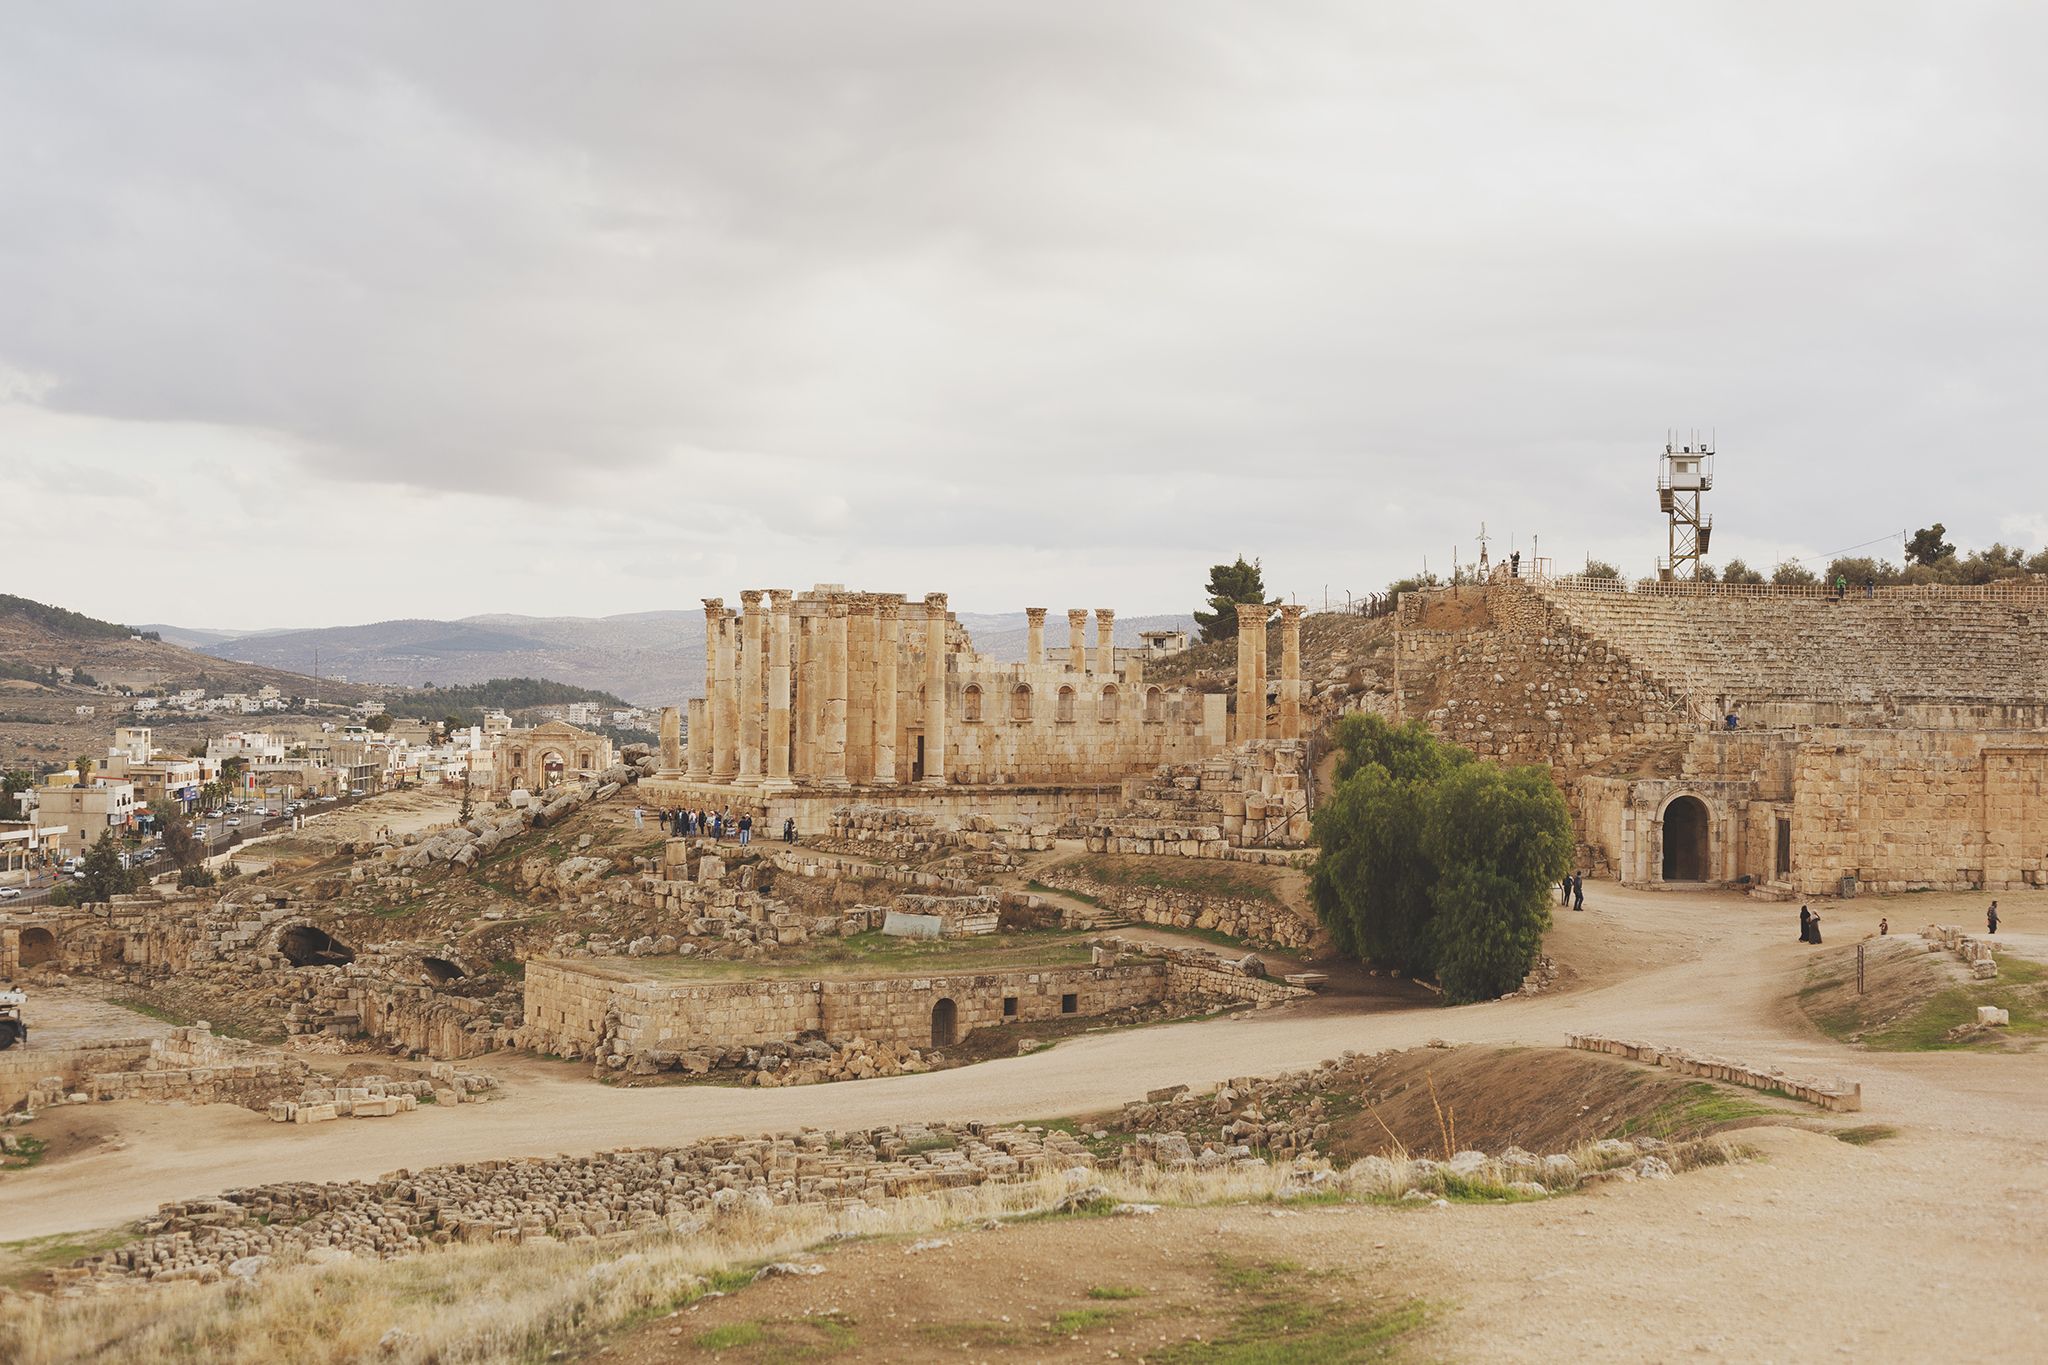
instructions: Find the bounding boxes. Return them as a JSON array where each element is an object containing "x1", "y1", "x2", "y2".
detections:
[
  {"x1": 1395, "y1": 579, "x2": 2048, "y2": 898},
  {"x1": 1088, "y1": 741, "x2": 1312, "y2": 859},
  {"x1": 645, "y1": 585, "x2": 1234, "y2": 826},
  {"x1": 60, "y1": 1122, "x2": 1098, "y2": 1285},
  {"x1": 1923, "y1": 923, "x2": 2002, "y2": 980},
  {"x1": 491, "y1": 721, "x2": 617, "y2": 795},
  {"x1": 1567, "y1": 1033, "x2": 1861, "y2": 1112},
  {"x1": 1032, "y1": 867, "x2": 1319, "y2": 951}
]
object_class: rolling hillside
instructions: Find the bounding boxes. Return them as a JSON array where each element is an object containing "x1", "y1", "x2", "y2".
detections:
[{"x1": 189, "y1": 608, "x2": 1199, "y2": 704}]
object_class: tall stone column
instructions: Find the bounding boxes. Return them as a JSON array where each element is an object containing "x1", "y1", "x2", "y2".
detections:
[
  {"x1": 765, "y1": 590, "x2": 794, "y2": 789},
  {"x1": 713, "y1": 608, "x2": 741, "y2": 780},
  {"x1": 1235, "y1": 602, "x2": 1263, "y2": 744},
  {"x1": 685, "y1": 698, "x2": 708, "y2": 776},
  {"x1": 1025, "y1": 607, "x2": 1047, "y2": 666},
  {"x1": 1250, "y1": 606, "x2": 1270, "y2": 741},
  {"x1": 924, "y1": 593, "x2": 949, "y2": 785},
  {"x1": 1066, "y1": 609, "x2": 1088, "y2": 673},
  {"x1": 846, "y1": 596, "x2": 876, "y2": 784},
  {"x1": 873, "y1": 596, "x2": 900, "y2": 785},
  {"x1": 1277, "y1": 604, "x2": 1305, "y2": 740},
  {"x1": 793, "y1": 610, "x2": 815, "y2": 781},
  {"x1": 700, "y1": 599, "x2": 726, "y2": 778},
  {"x1": 657, "y1": 705, "x2": 682, "y2": 774},
  {"x1": 822, "y1": 599, "x2": 850, "y2": 787},
  {"x1": 1094, "y1": 608, "x2": 1116, "y2": 676},
  {"x1": 737, "y1": 591, "x2": 765, "y2": 784}
]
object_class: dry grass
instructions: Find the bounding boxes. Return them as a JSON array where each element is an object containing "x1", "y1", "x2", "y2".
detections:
[{"x1": 0, "y1": 1139, "x2": 1742, "y2": 1363}]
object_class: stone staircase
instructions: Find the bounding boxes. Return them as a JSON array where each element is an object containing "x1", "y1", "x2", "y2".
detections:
[{"x1": 1536, "y1": 585, "x2": 2048, "y2": 714}]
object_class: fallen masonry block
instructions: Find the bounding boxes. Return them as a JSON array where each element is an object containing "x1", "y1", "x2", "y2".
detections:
[{"x1": 1977, "y1": 1006, "x2": 2010, "y2": 1027}]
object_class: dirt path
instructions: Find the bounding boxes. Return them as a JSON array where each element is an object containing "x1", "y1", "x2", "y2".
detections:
[{"x1": 9, "y1": 884, "x2": 2048, "y2": 1359}]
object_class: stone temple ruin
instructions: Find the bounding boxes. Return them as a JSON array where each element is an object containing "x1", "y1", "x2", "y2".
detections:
[
  {"x1": 642, "y1": 588, "x2": 1312, "y2": 830},
  {"x1": 1392, "y1": 576, "x2": 2048, "y2": 897}
]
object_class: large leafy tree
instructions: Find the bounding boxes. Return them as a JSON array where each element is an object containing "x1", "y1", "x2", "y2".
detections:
[
  {"x1": 1422, "y1": 764, "x2": 1575, "y2": 1003},
  {"x1": 75, "y1": 831, "x2": 141, "y2": 903},
  {"x1": 1311, "y1": 714, "x2": 1572, "y2": 1004},
  {"x1": 1193, "y1": 557, "x2": 1269, "y2": 643},
  {"x1": 1905, "y1": 524, "x2": 1955, "y2": 567}
]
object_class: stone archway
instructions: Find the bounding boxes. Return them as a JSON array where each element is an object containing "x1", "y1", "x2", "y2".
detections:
[
  {"x1": 930, "y1": 997, "x2": 958, "y2": 1048},
  {"x1": 1661, "y1": 795, "x2": 1711, "y2": 882},
  {"x1": 420, "y1": 956, "x2": 464, "y2": 985},
  {"x1": 278, "y1": 924, "x2": 355, "y2": 968},
  {"x1": 540, "y1": 750, "x2": 566, "y2": 786},
  {"x1": 18, "y1": 927, "x2": 57, "y2": 968}
]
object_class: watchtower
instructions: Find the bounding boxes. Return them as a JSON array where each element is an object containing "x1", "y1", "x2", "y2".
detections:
[{"x1": 1657, "y1": 437, "x2": 1714, "y2": 581}]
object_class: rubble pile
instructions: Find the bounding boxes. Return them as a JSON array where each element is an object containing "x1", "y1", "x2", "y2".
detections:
[
  {"x1": 602, "y1": 1033, "x2": 935, "y2": 1086},
  {"x1": 58, "y1": 1121, "x2": 1093, "y2": 1286}
]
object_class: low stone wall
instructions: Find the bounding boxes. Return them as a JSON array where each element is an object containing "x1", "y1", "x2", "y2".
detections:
[
  {"x1": 1, "y1": 1037, "x2": 154, "y2": 1111},
  {"x1": 1567, "y1": 1033, "x2": 1862, "y2": 1112},
  {"x1": 1920, "y1": 923, "x2": 2002, "y2": 978},
  {"x1": 1095, "y1": 937, "x2": 1314, "y2": 1008},
  {"x1": 772, "y1": 848, "x2": 990, "y2": 897},
  {"x1": 523, "y1": 956, "x2": 1171, "y2": 1065},
  {"x1": 1030, "y1": 866, "x2": 1319, "y2": 951},
  {"x1": 64, "y1": 1120, "x2": 1096, "y2": 1284}
]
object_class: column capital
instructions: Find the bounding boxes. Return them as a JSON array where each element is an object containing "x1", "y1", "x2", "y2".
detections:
[
  {"x1": 739, "y1": 588, "x2": 765, "y2": 610},
  {"x1": 1094, "y1": 608, "x2": 1116, "y2": 623},
  {"x1": 1066, "y1": 608, "x2": 1090, "y2": 627},
  {"x1": 875, "y1": 595, "x2": 903, "y2": 621},
  {"x1": 827, "y1": 598, "x2": 849, "y2": 618},
  {"x1": 768, "y1": 588, "x2": 793, "y2": 609},
  {"x1": 1025, "y1": 607, "x2": 1048, "y2": 624},
  {"x1": 1236, "y1": 601, "x2": 1269, "y2": 625},
  {"x1": 1277, "y1": 603, "x2": 1306, "y2": 624},
  {"x1": 925, "y1": 592, "x2": 949, "y2": 618},
  {"x1": 702, "y1": 597, "x2": 725, "y2": 617}
]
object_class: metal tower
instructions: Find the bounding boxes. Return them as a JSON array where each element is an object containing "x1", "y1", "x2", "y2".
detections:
[{"x1": 1657, "y1": 437, "x2": 1714, "y2": 581}]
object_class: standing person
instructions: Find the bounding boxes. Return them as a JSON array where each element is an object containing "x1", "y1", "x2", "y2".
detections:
[
  {"x1": 739, "y1": 813, "x2": 751, "y2": 847},
  {"x1": 1560, "y1": 873, "x2": 1572, "y2": 906},
  {"x1": 1572, "y1": 871, "x2": 1585, "y2": 912},
  {"x1": 1834, "y1": 573, "x2": 1847, "y2": 600},
  {"x1": 1809, "y1": 907, "x2": 1823, "y2": 944},
  {"x1": 632, "y1": 805, "x2": 643, "y2": 832},
  {"x1": 1878, "y1": 916, "x2": 1889, "y2": 936},
  {"x1": 1987, "y1": 901, "x2": 2000, "y2": 935},
  {"x1": 1798, "y1": 906, "x2": 1812, "y2": 942},
  {"x1": 783, "y1": 816, "x2": 796, "y2": 845}
]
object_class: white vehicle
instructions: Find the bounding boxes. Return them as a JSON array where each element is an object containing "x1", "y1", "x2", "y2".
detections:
[
  {"x1": 0, "y1": 887, "x2": 20, "y2": 900},
  {"x1": 225, "y1": 817, "x2": 241, "y2": 827},
  {"x1": 0, "y1": 987, "x2": 24, "y2": 1049}
]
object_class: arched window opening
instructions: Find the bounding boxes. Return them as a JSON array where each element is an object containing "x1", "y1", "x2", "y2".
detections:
[{"x1": 1056, "y1": 686, "x2": 1076, "y2": 723}]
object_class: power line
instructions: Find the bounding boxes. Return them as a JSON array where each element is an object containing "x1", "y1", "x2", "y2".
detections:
[{"x1": 1789, "y1": 529, "x2": 1908, "y2": 567}]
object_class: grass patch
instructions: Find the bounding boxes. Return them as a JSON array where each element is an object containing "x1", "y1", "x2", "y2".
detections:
[
  {"x1": 0, "y1": 1227, "x2": 135, "y2": 1291},
  {"x1": 1833, "y1": 1124, "x2": 1900, "y2": 1146},
  {"x1": 0, "y1": 1136, "x2": 47, "y2": 1172},
  {"x1": 695, "y1": 1321, "x2": 765, "y2": 1349},
  {"x1": 592, "y1": 929, "x2": 1097, "y2": 981},
  {"x1": 489, "y1": 957, "x2": 525, "y2": 980},
  {"x1": 1165, "y1": 1256, "x2": 1429, "y2": 1364},
  {"x1": 1088, "y1": 1284, "x2": 1146, "y2": 1300},
  {"x1": 108, "y1": 996, "x2": 195, "y2": 1027},
  {"x1": 1614, "y1": 1081, "x2": 1781, "y2": 1139},
  {"x1": 1050, "y1": 1306, "x2": 1121, "y2": 1334},
  {"x1": 1058, "y1": 853, "x2": 1284, "y2": 905}
]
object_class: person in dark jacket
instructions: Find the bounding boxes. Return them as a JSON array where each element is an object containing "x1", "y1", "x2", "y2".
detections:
[{"x1": 1572, "y1": 872, "x2": 1584, "y2": 912}]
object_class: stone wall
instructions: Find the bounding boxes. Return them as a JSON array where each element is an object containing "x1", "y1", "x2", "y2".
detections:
[
  {"x1": 1028, "y1": 864, "x2": 1319, "y2": 952},
  {"x1": 522, "y1": 957, "x2": 1171, "y2": 1062},
  {"x1": 1, "y1": 1037, "x2": 153, "y2": 1111},
  {"x1": 1567, "y1": 1032, "x2": 1861, "y2": 1112}
]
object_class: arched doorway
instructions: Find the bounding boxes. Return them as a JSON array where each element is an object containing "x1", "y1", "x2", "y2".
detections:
[
  {"x1": 18, "y1": 927, "x2": 57, "y2": 968},
  {"x1": 421, "y1": 956, "x2": 464, "y2": 985},
  {"x1": 930, "y1": 997, "x2": 958, "y2": 1048},
  {"x1": 1661, "y1": 796, "x2": 1711, "y2": 882},
  {"x1": 279, "y1": 924, "x2": 355, "y2": 968},
  {"x1": 541, "y1": 750, "x2": 566, "y2": 786}
]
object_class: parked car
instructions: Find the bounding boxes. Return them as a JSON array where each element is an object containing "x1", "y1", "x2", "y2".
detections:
[
  {"x1": 225, "y1": 817, "x2": 241, "y2": 827},
  {"x1": 0, "y1": 887, "x2": 21, "y2": 900}
]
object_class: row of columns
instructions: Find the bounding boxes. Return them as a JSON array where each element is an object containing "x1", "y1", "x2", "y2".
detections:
[
  {"x1": 685, "y1": 590, "x2": 951, "y2": 789},
  {"x1": 1235, "y1": 603, "x2": 1306, "y2": 742},
  {"x1": 1022, "y1": 606, "x2": 1120, "y2": 674}
]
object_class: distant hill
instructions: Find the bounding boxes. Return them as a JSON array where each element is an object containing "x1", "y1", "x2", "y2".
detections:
[
  {"x1": 187, "y1": 608, "x2": 1200, "y2": 705},
  {"x1": 381, "y1": 677, "x2": 634, "y2": 726},
  {"x1": 0, "y1": 594, "x2": 361, "y2": 701}
]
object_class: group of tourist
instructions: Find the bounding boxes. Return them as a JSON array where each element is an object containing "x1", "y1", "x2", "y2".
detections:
[
  {"x1": 1558, "y1": 871, "x2": 1585, "y2": 911},
  {"x1": 648, "y1": 808, "x2": 802, "y2": 848}
]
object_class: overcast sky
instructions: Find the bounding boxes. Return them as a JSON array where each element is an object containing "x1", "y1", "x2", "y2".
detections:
[{"x1": 5, "y1": 2, "x2": 2042, "y2": 630}]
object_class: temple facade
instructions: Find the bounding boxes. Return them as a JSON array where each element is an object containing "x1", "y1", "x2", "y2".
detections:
[{"x1": 642, "y1": 586, "x2": 1306, "y2": 822}]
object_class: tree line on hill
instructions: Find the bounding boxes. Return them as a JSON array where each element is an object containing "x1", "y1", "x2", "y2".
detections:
[
  {"x1": 0, "y1": 593, "x2": 150, "y2": 641},
  {"x1": 379, "y1": 677, "x2": 633, "y2": 726}
]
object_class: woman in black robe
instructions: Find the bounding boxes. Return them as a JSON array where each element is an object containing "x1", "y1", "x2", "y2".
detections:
[
  {"x1": 1807, "y1": 909, "x2": 1822, "y2": 944},
  {"x1": 1798, "y1": 906, "x2": 1812, "y2": 942}
]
